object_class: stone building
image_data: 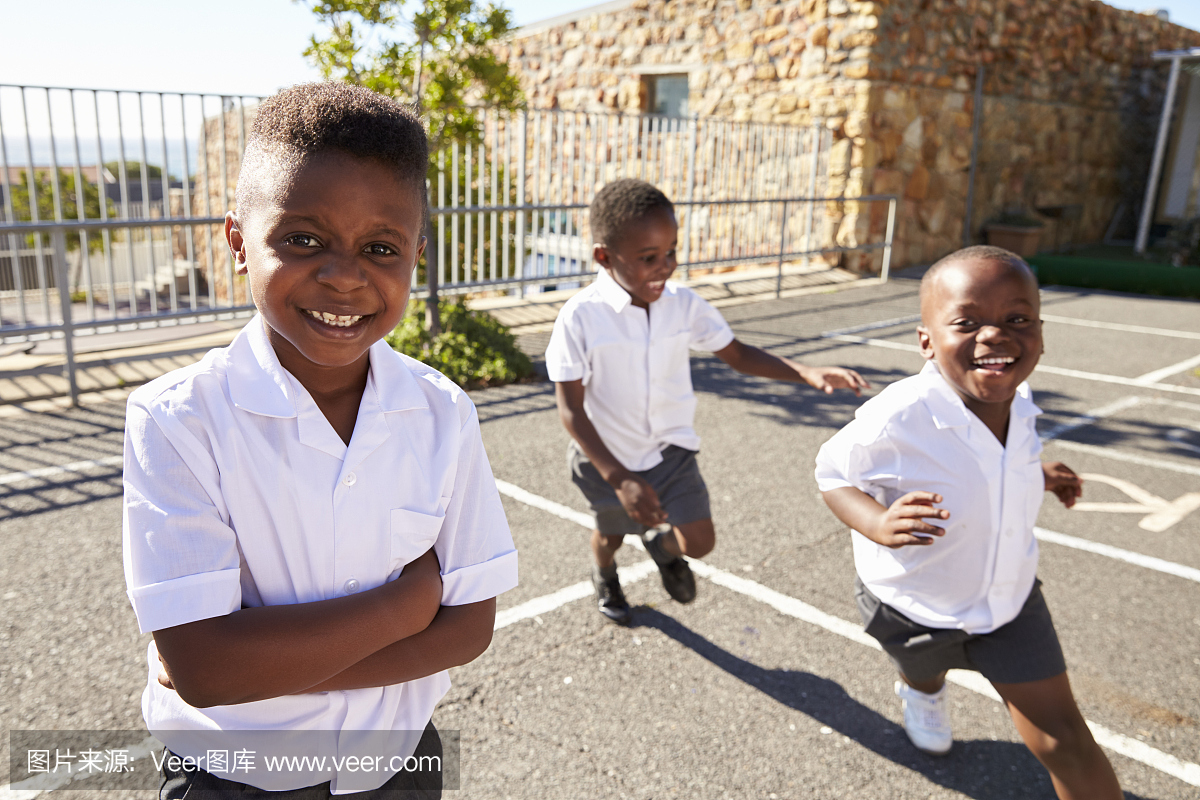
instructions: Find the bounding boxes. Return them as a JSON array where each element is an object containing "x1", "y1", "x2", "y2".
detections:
[{"x1": 501, "y1": 0, "x2": 1200, "y2": 270}]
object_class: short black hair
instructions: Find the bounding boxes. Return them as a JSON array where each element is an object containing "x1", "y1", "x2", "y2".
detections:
[
  {"x1": 920, "y1": 245, "x2": 1038, "y2": 318},
  {"x1": 589, "y1": 179, "x2": 674, "y2": 248},
  {"x1": 235, "y1": 82, "x2": 428, "y2": 221}
]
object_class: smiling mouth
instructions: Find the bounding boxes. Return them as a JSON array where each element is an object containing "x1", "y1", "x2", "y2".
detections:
[
  {"x1": 306, "y1": 309, "x2": 365, "y2": 328},
  {"x1": 972, "y1": 355, "x2": 1016, "y2": 371}
]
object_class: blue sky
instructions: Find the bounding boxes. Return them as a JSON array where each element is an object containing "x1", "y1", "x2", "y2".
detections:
[{"x1": 0, "y1": 0, "x2": 1195, "y2": 97}]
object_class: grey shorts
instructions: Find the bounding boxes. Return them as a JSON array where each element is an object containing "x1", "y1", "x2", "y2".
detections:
[
  {"x1": 568, "y1": 443, "x2": 712, "y2": 537},
  {"x1": 855, "y1": 577, "x2": 1067, "y2": 685}
]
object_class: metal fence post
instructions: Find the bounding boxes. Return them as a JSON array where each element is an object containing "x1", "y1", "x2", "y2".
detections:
[
  {"x1": 881, "y1": 196, "x2": 897, "y2": 282},
  {"x1": 776, "y1": 199, "x2": 788, "y2": 298},
  {"x1": 516, "y1": 110, "x2": 528, "y2": 297},
  {"x1": 682, "y1": 114, "x2": 698, "y2": 277},
  {"x1": 51, "y1": 229, "x2": 78, "y2": 406},
  {"x1": 425, "y1": 178, "x2": 441, "y2": 337},
  {"x1": 803, "y1": 124, "x2": 820, "y2": 268}
]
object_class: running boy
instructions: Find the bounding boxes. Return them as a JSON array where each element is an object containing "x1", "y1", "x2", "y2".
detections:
[
  {"x1": 815, "y1": 246, "x2": 1120, "y2": 798},
  {"x1": 122, "y1": 83, "x2": 517, "y2": 798},
  {"x1": 548, "y1": 179, "x2": 868, "y2": 625}
]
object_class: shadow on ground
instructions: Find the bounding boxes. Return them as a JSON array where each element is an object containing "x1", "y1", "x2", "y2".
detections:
[
  {"x1": 0, "y1": 404, "x2": 126, "y2": 521},
  {"x1": 631, "y1": 608, "x2": 1160, "y2": 799}
]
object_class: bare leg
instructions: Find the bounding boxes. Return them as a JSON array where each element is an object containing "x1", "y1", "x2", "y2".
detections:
[
  {"x1": 660, "y1": 517, "x2": 716, "y2": 559},
  {"x1": 590, "y1": 529, "x2": 625, "y2": 569},
  {"x1": 992, "y1": 672, "x2": 1121, "y2": 800},
  {"x1": 900, "y1": 671, "x2": 947, "y2": 695}
]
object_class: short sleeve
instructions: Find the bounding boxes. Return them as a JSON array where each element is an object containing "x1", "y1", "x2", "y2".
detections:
[
  {"x1": 686, "y1": 293, "x2": 735, "y2": 353},
  {"x1": 545, "y1": 307, "x2": 587, "y2": 383},
  {"x1": 814, "y1": 417, "x2": 901, "y2": 497},
  {"x1": 434, "y1": 407, "x2": 518, "y2": 606},
  {"x1": 122, "y1": 400, "x2": 242, "y2": 634}
]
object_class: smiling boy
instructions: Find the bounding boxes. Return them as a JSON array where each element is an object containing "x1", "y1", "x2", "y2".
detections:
[
  {"x1": 547, "y1": 179, "x2": 868, "y2": 624},
  {"x1": 815, "y1": 246, "x2": 1121, "y2": 798},
  {"x1": 122, "y1": 83, "x2": 517, "y2": 798}
]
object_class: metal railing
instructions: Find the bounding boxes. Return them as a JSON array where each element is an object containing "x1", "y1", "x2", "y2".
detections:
[{"x1": 0, "y1": 85, "x2": 895, "y2": 404}]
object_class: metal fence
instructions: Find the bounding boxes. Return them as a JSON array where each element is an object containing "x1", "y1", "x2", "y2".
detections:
[{"x1": 0, "y1": 85, "x2": 895, "y2": 403}]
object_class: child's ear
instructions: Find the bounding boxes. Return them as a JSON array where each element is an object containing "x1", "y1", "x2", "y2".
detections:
[
  {"x1": 916, "y1": 325, "x2": 936, "y2": 361},
  {"x1": 225, "y1": 211, "x2": 248, "y2": 275},
  {"x1": 592, "y1": 243, "x2": 610, "y2": 269}
]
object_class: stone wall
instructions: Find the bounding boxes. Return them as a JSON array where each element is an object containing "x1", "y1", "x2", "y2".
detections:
[{"x1": 503, "y1": 0, "x2": 1200, "y2": 270}]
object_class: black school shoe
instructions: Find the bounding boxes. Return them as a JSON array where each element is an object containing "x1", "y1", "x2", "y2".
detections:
[
  {"x1": 643, "y1": 532, "x2": 697, "y2": 604},
  {"x1": 591, "y1": 566, "x2": 633, "y2": 625}
]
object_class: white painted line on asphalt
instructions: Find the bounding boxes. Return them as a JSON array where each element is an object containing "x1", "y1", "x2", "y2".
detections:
[
  {"x1": 1034, "y1": 527, "x2": 1200, "y2": 583},
  {"x1": 824, "y1": 333, "x2": 920, "y2": 353},
  {"x1": 819, "y1": 315, "x2": 920, "y2": 337},
  {"x1": 1134, "y1": 352, "x2": 1200, "y2": 386},
  {"x1": 495, "y1": 479, "x2": 594, "y2": 528},
  {"x1": 821, "y1": 315, "x2": 1200, "y2": 343},
  {"x1": 823, "y1": 334, "x2": 1200, "y2": 397},
  {"x1": 1035, "y1": 364, "x2": 1200, "y2": 397},
  {"x1": 1085, "y1": 725, "x2": 1200, "y2": 786},
  {"x1": 1040, "y1": 314, "x2": 1200, "y2": 341},
  {"x1": 494, "y1": 560, "x2": 659, "y2": 631},
  {"x1": 1048, "y1": 439, "x2": 1200, "y2": 478},
  {"x1": 1, "y1": 734, "x2": 160, "y2": 799},
  {"x1": 1040, "y1": 396, "x2": 1143, "y2": 442},
  {"x1": 0, "y1": 455, "x2": 124, "y2": 486},
  {"x1": 497, "y1": 481, "x2": 1200, "y2": 787},
  {"x1": 687, "y1": 560, "x2": 878, "y2": 648}
]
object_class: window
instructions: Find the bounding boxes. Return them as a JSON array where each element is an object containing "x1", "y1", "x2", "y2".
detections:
[{"x1": 647, "y1": 74, "x2": 688, "y2": 117}]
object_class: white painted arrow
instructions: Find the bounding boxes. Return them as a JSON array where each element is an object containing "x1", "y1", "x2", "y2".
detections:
[{"x1": 1072, "y1": 473, "x2": 1200, "y2": 532}]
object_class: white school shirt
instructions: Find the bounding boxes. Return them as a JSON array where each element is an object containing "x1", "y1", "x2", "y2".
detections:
[
  {"x1": 122, "y1": 317, "x2": 518, "y2": 793},
  {"x1": 544, "y1": 269, "x2": 735, "y2": 471},
  {"x1": 814, "y1": 360, "x2": 1044, "y2": 634}
]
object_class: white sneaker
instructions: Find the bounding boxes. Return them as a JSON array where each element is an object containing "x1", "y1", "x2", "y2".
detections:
[{"x1": 895, "y1": 680, "x2": 953, "y2": 756}]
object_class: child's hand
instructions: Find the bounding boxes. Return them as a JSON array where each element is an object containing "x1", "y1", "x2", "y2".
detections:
[
  {"x1": 869, "y1": 491, "x2": 949, "y2": 548},
  {"x1": 615, "y1": 475, "x2": 668, "y2": 528},
  {"x1": 800, "y1": 365, "x2": 870, "y2": 396},
  {"x1": 1043, "y1": 461, "x2": 1083, "y2": 508}
]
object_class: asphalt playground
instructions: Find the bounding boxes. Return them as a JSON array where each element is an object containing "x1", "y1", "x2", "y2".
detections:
[{"x1": 1, "y1": 271, "x2": 1198, "y2": 799}]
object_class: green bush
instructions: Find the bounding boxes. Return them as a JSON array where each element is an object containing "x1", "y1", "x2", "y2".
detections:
[{"x1": 386, "y1": 298, "x2": 534, "y2": 389}]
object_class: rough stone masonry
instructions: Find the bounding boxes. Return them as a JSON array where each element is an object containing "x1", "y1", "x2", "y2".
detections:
[{"x1": 501, "y1": 0, "x2": 1200, "y2": 270}]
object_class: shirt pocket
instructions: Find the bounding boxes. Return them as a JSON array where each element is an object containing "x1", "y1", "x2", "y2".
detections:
[
  {"x1": 650, "y1": 330, "x2": 692, "y2": 383},
  {"x1": 390, "y1": 507, "x2": 444, "y2": 573}
]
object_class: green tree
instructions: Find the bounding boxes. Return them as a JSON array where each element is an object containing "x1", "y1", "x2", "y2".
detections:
[
  {"x1": 7, "y1": 169, "x2": 112, "y2": 252},
  {"x1": 103, "y1": 161, "x2": 167, "y2": 182},
  {"x1": 300, "y1": 0, "x2": 523, "y2": 151},
  {"x1": 386, "y1": 298, "x2": 532, "y2": 388},
  {"x1": 300, "y1": 0, "x2": 525, "y2": 335}
]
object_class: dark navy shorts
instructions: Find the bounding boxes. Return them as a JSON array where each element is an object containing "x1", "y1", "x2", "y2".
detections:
[
  {"x1": 568, "y1": 443, "x2": 712, "y2": 537},
  {"x1": 855, "y1": 577, "x2": 1067, "y2": 685}
]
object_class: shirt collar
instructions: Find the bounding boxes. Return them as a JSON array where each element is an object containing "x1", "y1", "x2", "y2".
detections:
[
  {"x1": 228, "y1": 316, "x2": 430, "y2": 418},
  {"x1": 918, "y1": 360, "x2": 1041, "y2": 430},
  {"x1": 594, "y1": 269, "x2": 633, "y2": 313}
]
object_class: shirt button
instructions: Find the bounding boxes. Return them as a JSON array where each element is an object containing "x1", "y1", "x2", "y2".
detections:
[
  {"x1": 343, "y1": 578, "x2": 360, "y2": 594},
  {"x1": 342, "y1": 473, "x2": 357, "y2": 487}
]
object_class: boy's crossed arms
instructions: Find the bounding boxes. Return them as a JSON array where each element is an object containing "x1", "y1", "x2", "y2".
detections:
[{"x1": 152, "y1": 548, "x2": 494, "y2": 707}]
